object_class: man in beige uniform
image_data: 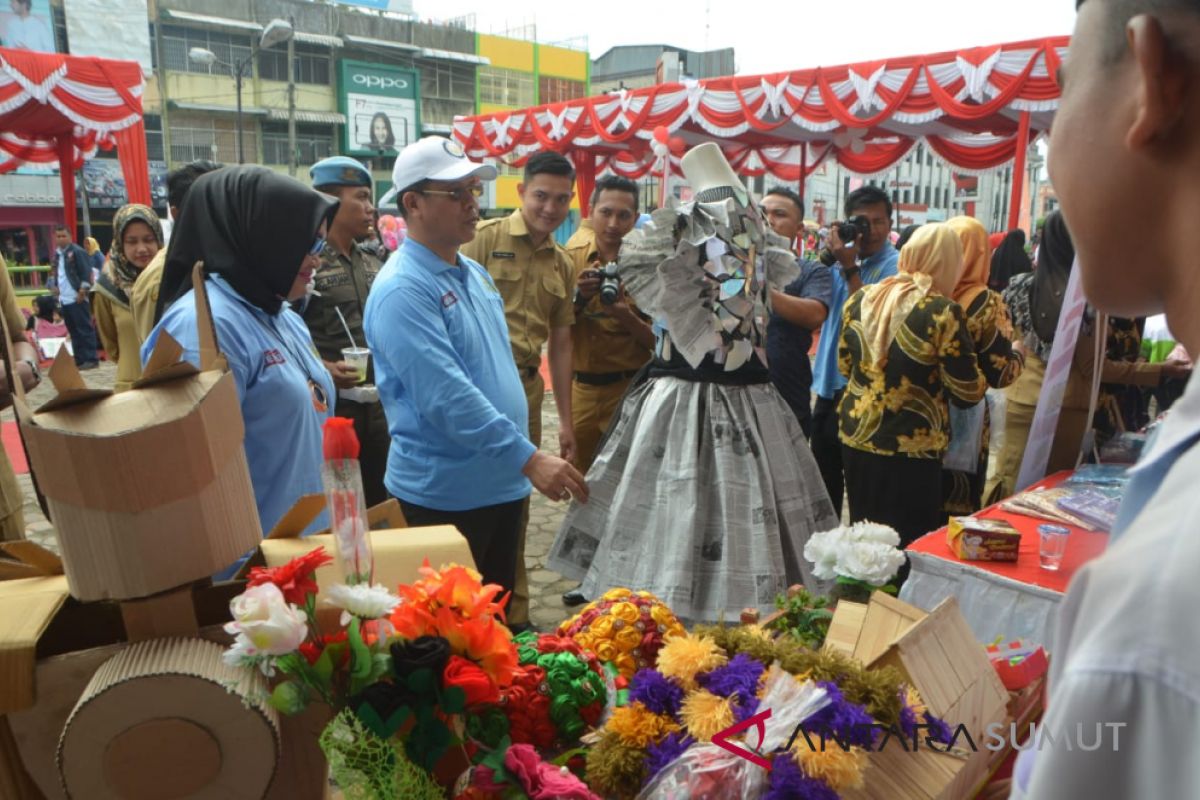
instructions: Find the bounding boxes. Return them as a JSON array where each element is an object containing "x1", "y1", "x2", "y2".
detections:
[
  {"x1": 460, "y1": 150, "x2": 577, "y2": 630},
  {"x1": 0, "y1": 255, "x2": 42, "y2": 539},
  {"x1": 131, "y1": 160, "x2": 223, "y2": 341}
]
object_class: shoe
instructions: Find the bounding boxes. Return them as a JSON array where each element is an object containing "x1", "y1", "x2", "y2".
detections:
[
  {"x1": 77, "y1": 361, "x2": 100, "y2": 370},
  {"x1": 561, "y1": 588, "x2": 589, "y2": 607},
  {"x1": 508, "y1": 621, "x2": 539, "y2": 635}
]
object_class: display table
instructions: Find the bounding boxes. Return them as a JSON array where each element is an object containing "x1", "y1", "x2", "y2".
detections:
[{"x1": 899, "y1": 471, "x2": 1110, "y2": 650}]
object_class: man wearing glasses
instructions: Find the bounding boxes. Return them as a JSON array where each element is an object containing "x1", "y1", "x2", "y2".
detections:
[
  {"x1": 460, "y1": 150, "x2": 579, "y2": 632},
  {"x1": 366, "y1": 138, "x2": 587, "y2": 614}
]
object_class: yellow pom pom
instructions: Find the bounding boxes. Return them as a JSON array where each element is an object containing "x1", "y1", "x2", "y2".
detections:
[
  {"x1": 793, "y1": 745, "x2": 869, "y2": 791},
  {"x1": 605, "y1": 702, "x2": 681, "y2": 749},
  {"x1": 679, "y1": 689, "x2": 735, "y2": 743},
  {"x1": 904, "y1": 684, "x2": 927, "y2": 718},
  {"x1": 655, "y1": 634, "x2": 727, "y2": 690}
]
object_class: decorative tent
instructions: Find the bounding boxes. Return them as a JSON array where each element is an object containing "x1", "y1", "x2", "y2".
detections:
[
  {"x1": 453, "y1": 36, "x2": 1069, "y2": 226},
  {"x1": 0, "y1": 47, "x2": 150, "y2": 237}
]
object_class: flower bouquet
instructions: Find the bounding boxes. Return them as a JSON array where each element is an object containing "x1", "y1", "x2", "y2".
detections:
[
  {"x1": 803, "y1": 522, "x2": 908, "y2": 604},
  {"x1": 558, "y1": 588, "x2": 687, "y2": 679}
]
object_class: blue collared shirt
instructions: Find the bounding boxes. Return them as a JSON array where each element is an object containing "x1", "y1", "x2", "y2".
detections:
[
  {"x1": 812, "y1": 243, "x2": 900, "y2": 399},
  {"x1": 141, "y1": 276, "x2": 334, "y2": 538},
  {"x1": 364, "y1": 237, "x2": 535, "y2": 511}
]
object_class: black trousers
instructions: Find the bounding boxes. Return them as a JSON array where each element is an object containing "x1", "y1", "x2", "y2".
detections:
[
  {"x1": 397, "y1": 497, "x2": 525, "y2": 605},
  {"x1": 61, "y1": 300, "x2": 98, "y2": 365},
  {"x1": 843, "y1": 445, "x2": 944, "y2": 546},
  {"x1": 811, "y1": 392, "x2": 845, "y2": 516}
]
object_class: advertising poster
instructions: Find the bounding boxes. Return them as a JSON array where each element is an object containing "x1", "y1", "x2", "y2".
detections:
[
  {"x1": 82, "y1": 159, "x2": 168, "y2": 210},
  {"x1": 953, "y1": 173, "x2": 980, "y2": 200},
  {"x1": 64, "y1": 0, "x2": 154, "y2": 76},
  {"x1": 0, "y1": 0, "x2": 57, "y2": 53},
  {"x1": 338, "y1": 60, "x2": 420, "y2": 157}
]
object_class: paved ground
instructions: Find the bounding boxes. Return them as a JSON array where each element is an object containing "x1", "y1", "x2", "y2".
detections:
[{"x1": 10, "y1": 359, "x2": 578, "y2": 630}]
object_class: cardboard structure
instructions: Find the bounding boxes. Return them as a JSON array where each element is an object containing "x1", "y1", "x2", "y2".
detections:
[{"x1": 826, "y1": 593, "x2": 1013, "y2": 800}]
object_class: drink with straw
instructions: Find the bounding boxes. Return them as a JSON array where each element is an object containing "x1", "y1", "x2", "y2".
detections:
[{"x1": 335, "y1": 307, "x2": 370, "y2": 385}]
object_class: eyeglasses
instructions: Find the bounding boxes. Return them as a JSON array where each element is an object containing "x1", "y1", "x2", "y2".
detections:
[
  {"x1": 309, "y1": 236, "x2": 326, "y2": 256},
  {"x1": 419, "y1": 184, "x2": 484, "y2": 204}
]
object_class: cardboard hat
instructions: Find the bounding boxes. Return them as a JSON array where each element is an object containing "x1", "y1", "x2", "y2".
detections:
[{"x1": 680, "y1": 142, "x2": 748, "y2": 206}]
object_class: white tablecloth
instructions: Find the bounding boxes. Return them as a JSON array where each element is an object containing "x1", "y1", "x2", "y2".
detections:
[{"x1": 899, "y1": 550, "x2": 1064, "y2": 650}]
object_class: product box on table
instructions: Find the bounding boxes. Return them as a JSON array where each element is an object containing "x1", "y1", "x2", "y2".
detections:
[{"x1": 946, "y1": 516, "x2": 1021, "y2": 562}]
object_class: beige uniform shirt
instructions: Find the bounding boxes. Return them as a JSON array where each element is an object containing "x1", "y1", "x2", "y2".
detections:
[
  {"x1": 566, "y1": 226, "x2": 652, "y2": 375},
  {"x1": 130, "y1": 248, "x2": 166, "y2": 344},
  {"x1": 460, "y1": 210, "x2": 575, "y2": 371}
]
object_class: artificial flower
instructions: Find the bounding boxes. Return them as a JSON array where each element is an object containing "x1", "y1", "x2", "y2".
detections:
[
  {"x1": 922, "y1": 711, "x2": 955, "y2": 745},
  {"x1": 697, "y1": 652, "x2": 765, "y2": 707},
  {"x1": 326, "y1": 583, "x2": 401, "y2": 625},
  {"x1": 246, "y1": 546, "x2": 333, "y2": 605},
  {"x1": 655, "y1": 634, "x2": 727, "y2": 690},
  {"x1": 224, "y1": 583, "x2": 308, "y2": 660},
  {"x1": 392, "y1": 636, "x2": 451, "y2": 678},
  {"x1": 764, "y1": 754, "x2": 840, "y2": 800},
  {"x1": 803, "y1": 529, "x2": 843, "y2": 581},
  {"x1": 643, "y1": 731, "x2": 694, "y2": 784},
  {"x1": 629, "y1": 669, "x2": 685, "y2": 717},
  {"x1": 443, "y1": 655, "x2": 501, "y2": 706},
  {"x1": 605, "y1": 702, "x2": 681, "y2": 748},
  {"x1": 678, "y1": 689, "x2": 735, "y2": 743},
  {"x1": 803, "y1": 681, "x2": 877, "y2": 749},
  {"x1": 504, "y1": 743, "x2": 602, "y2": 800},
  {"x1": 792, "y1": 743, "x2": 868, "y2": 791},
  {"x1": 847, "y1": 521, "x2": 902, "y2": 547},
  {"x1": 299, "y1": 630, "x2": 349, "y2": 667},
  {"x1": 836, "y1": 540, "x2": 906, "y2": 587}
]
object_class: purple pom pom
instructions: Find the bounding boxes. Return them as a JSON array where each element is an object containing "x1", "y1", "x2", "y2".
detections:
[
  {"x1": 802, "y1": 681, "x2": 876, "y2": 749},
  {"x1": 764, "y1": 754, "x2": 840, "y2": 800},
  {"x1": 643, "y1": 731, "x2": 695, "y2": 785},
  {"x1": 697, "y1": 653, "x2": 766, "y2": 706},
  {"x1": 629, "y1": 669, "x2": 685, "y2": 718}
]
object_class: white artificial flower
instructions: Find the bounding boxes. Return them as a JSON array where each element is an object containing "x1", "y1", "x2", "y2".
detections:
[
  {"x1": 803, "y1": 527, "x2": 845, "y2": 581},
  {"x1": 222, "y1": 633, "x2": 277, "y2": 677},
  {"x1": 326, "y1": 583, "x2": 402, "y2": 626},
  {"x1": 836, "y1": 541, "x2": 907, "y2": 586},
  {"x1": 846, "y1": 521, "x2": 901, "y2": 548},
  {"x1": 224, "y1": 582, "x2": 308, "y2": 657}
]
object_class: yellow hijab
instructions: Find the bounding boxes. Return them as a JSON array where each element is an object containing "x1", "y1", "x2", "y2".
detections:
[
  {"x1": 858, "y1": 223, "x2": 963, "y2": 368},
  {"x1": 946, "y1": 216, "x2": 990, "y2": 311},
  {"x1": 84, "y1": 237, "x2": 101, "y2": 256}
]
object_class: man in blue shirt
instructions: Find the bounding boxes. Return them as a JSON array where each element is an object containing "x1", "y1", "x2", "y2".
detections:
[
  {"x1": 763, "y1": 187, "x2": 834, "y2": 436},
  {"x1": 368, "y1": 137, "x2": 588, "y2": 615},
  {"x1": 809, "y1": 186, "x2": 899, "y2": 515}
]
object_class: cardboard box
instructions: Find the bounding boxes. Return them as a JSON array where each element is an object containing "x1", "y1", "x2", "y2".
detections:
[
  {"x1": 830, "y1": 593, "x2": 1011, "y2": 800},
  {"x1": 946, "y1": 516, "x2": 1020, "y2": 562},
  {"x1": 8, "y1": 267, "x2": 262, "y2": 602}
]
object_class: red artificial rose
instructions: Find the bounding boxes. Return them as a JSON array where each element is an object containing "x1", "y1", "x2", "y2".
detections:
[
  {"x1": 247, "y1": 547, "x2": 333, "y2": 606},
  {"x1": 443, "y1": 655, "x2": 500, "y2": 707},
  {"x1": 299, "y1": 631, "x2": 349, "y2": 666}
]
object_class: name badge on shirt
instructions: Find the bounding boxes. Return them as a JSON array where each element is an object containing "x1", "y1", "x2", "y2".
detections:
[
  {"x1": 490, "y1": 251, "x2": 516, "y2": 259},
  {"x1": 441, "y1": 291, "x2": 459, "y2": 308}
]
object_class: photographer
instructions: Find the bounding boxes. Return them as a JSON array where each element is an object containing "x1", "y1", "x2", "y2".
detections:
[
  {"x1": 569, "y1": 176, "x2": 655, "y2": 473},
  {"x1": 810, "y1": 186, "x2": 899, "y2": 515}
]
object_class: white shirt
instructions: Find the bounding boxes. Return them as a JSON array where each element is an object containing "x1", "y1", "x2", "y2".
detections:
[
  {"x1": 56, "y1": 248, "x2": 76, "y2": 306},
  {"x1": 1012, "y1": 368, "x2": 1200, "y2": 798},
  {"x1": 3, "y1": 14, "x2": 55, "y2": 52}
]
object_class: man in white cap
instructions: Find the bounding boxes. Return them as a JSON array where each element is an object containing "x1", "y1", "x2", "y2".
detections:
[{"x1": 365, "y1": 137, "x2": 588, "y2": 608}]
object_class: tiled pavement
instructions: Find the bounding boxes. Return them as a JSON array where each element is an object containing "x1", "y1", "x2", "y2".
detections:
[{"x1": 10, "y1": 359, "x2": 579, "y2": 630}]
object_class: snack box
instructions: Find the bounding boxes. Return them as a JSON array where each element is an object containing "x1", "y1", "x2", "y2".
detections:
[{"x1": 946, "y1": 516, "x2": 1020, "y2": 562}]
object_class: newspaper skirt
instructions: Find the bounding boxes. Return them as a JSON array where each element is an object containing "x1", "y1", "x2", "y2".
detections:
[{"x1": 547, "y1": 376, "x2": 839, "y2": 623}]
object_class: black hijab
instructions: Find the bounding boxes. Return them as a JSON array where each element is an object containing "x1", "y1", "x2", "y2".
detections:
[
  {"x1": 1028, "y1": 211, "x2": 1075, "y2": 345},
  {"x1": 155, "y1": 166, "x2": 338, "y2": 320},
  {"x1": 989, "y1": 229, "x2": 1032, "y2": 292}
]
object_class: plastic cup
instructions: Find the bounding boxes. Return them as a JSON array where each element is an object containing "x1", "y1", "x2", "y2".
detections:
[
  {"x1": 1038, "y1": 524, "x2": 1070, "y2": 571},
  {"x1": 341, "y1": 347, "x2": 370, "y2": 384}
]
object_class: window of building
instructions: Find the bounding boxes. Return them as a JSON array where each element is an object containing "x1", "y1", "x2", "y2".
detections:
[
  {"x1": 943, "y1": 187, "x2": 950, "y2": 207},
  {"x1": 538, "y1": 76, "x2": 586, "y2": 104},
  {"x1": 902, "y1": 189, "x2": 911, "y2": 204},
  {"x1": 924, "y1": 185, "x2": 931, "y2": 206},
  {"x1": 52, "y1": 5, "x2": 68, "y2": 51},
  {"x1": 259, "y1": 45, "x2": 331, "y2": 85},
  {"x1": 144, "y1": 114, "x2": 165, "y2": 162},
  {"x1": 478, "y1": 67, "x2": 534, "y2": 107},
  {"x1": 160, "y1": 25, "x2": 253, "y2": 76},
  {"x1": 261, "y1": 122, "x2": 335, "y2": 166},
  {"x1": 168, "y1": 114, "x2": 256, "y2": 163},
  {"x1": 418, "y1": 58, "x2": 475, "y2": 101}
]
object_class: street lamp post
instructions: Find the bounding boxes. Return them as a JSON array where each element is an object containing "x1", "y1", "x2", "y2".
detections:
[{"x1": 188, "y1": 18, "x2": 293, "y2": 164}]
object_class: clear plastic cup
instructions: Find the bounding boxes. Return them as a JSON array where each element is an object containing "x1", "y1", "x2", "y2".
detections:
[
  {"x1": 1038, "y1": 524, "x2": 1070, "y2": 571},
  {"x1": 341, "y1": 346, "x2": 370, "y2": 384}
]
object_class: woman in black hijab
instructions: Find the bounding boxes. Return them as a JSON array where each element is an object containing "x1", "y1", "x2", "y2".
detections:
[
  {"x1": 143, "y1": 166, "x2": 341, "y2": 542},
  {"x1": 988, "y1": 228, "x2": 1032, "y2": 292}
]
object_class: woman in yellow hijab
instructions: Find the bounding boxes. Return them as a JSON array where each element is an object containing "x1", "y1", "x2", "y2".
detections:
[
  {"x1": 942, "y1": 216, "x2": 1024, "y2": 513},
  {"x1": 837, "y1": 223, "x2": 987, "y2": 555}
]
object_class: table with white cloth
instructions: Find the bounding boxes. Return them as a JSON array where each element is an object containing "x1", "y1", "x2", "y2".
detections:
[{"x1": 899, "y1": 471, "x2": 1110, "y2": 651}]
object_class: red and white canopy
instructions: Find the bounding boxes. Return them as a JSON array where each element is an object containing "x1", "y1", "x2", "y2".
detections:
[
  {"x1": 453, "y1": 36, "x2": 1068, "y2": 221},
  {"x1": 0, "y1": 47, "x2": 150, "y2": 234}
]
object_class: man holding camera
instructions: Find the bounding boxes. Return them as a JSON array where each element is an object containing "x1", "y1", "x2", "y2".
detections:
[
  {"x1": 568, "y1": 176, "x2": 654, "y2": 475},
  {"x1": 810, "y1": 186, "x2": 899, "y2": 514}
]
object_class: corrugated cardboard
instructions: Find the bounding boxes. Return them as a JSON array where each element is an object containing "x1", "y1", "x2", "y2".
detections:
[
  {"x1": 57, "y1": 638, "x2": 279, "y2": 800},
  {"x1": 8, "y1": 265, "x2": 262, "y2": 602}
]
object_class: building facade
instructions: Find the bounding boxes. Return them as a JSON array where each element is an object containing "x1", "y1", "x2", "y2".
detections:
[{"x1": 590, "y1": 44, "x2": 735, "y2": 91}]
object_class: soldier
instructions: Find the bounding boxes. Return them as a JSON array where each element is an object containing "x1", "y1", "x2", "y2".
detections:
[
  {"x1": 460, "y1": 150, "x2": 578, "y2": 632},
  {"x1": 305, "y1": 156, "x2": 389, "y2": 507}
]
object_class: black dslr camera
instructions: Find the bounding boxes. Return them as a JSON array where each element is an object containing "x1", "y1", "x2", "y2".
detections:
[
  {"x1": 597, "y1": 262, "x2": 622, "y2": 306},
  {"x1": 819, "y1": 215, "x2": 871, "y2": 267}
]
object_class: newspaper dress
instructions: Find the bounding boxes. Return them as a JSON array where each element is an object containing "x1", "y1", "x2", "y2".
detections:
[{"x1": 547, "y1": 199, "x2": 839, "y2": 623}]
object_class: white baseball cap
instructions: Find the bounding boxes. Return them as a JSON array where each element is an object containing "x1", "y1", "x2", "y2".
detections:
[{"x1": 378, "y1": 136, "x2": 497, "y2": 207}]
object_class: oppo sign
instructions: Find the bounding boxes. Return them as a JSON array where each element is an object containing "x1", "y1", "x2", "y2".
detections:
[{"x1": 352, "y1": 74, "x2": 409, "y2": 91}]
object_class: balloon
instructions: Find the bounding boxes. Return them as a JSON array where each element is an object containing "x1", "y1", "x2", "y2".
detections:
[
  {"x1": 652, "y1": 125, "x2": 670, "y2": 145},
  {"x1": 651, "y1": 141, "x2": 670, "y2": 159},
  {"x1": 668, "y1": 136, "x2": 686, "y2": 155}
]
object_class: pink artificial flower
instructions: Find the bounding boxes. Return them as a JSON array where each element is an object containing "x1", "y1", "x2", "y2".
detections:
[{"x1": 503, "y1": 744, "x2": 601, "y2": 800}]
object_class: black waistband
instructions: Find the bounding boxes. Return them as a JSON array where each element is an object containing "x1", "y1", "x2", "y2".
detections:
[
  {"x1": 520, "y1": 365, "x2": 539, "y2": 378},
  {"x1": 574, "y1": 369, "x2": 639, "y2": 386}
]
